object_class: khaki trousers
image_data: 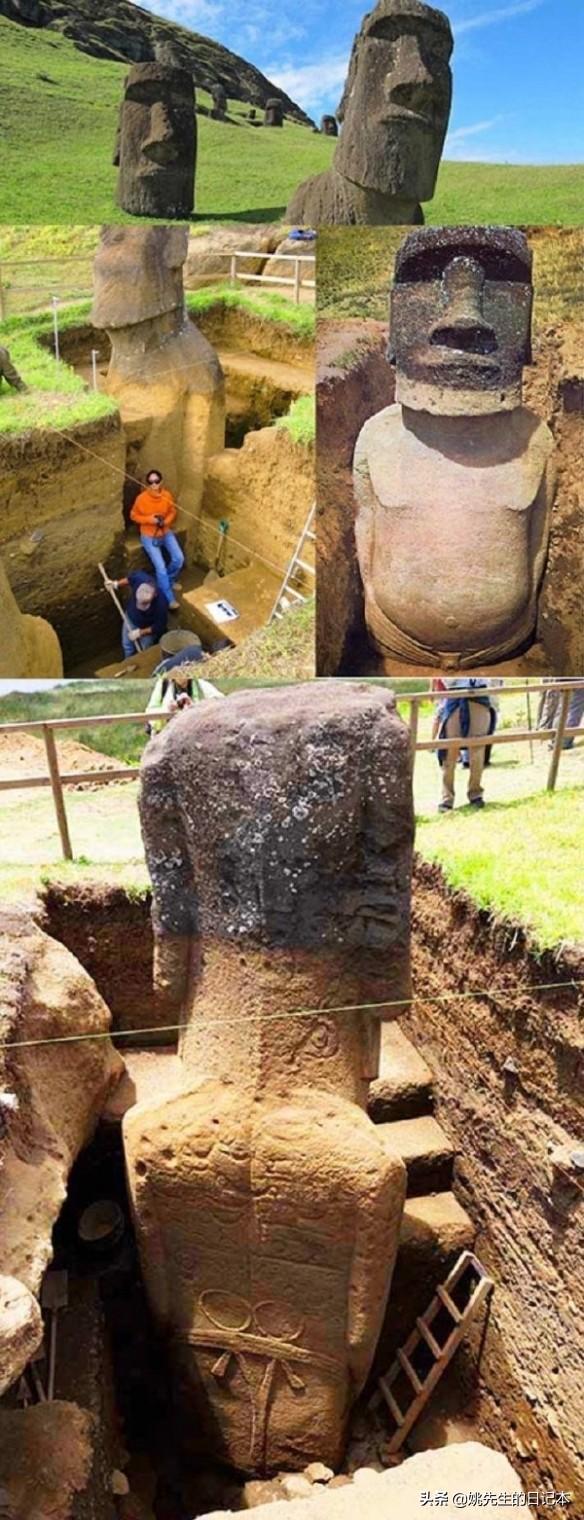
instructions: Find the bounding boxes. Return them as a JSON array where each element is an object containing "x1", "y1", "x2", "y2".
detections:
[{"x1": 440, "y1": 703, "x2": 493, "y2": 808}]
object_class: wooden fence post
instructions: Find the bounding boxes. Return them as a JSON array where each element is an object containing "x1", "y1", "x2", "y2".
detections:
[
  {"x1": 42, "y1": 725, "x2": 73, "y2": 860},
  {"x1": 546, "y1": 687, "x2": 571, "y2": 792},
  {"x1": 409, "y1": 699, "x2": 419, "y2": 772}
]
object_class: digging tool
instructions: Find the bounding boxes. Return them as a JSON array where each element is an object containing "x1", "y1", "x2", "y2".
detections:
[
  {"x1": 29, "y1": 1344, "x2": 47, "y2": 1402},
  {"x1": 41, "y1": 1269, "x2": 68, "y2": 1401},
  {"x1": 97, "y1": 562, "x2": 144, "y2": 653}
]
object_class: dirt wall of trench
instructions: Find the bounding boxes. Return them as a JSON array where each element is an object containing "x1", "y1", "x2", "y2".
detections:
[
  {"x1": 406, "y1": 857, "x2": 584, "y2": 1506},
  {"x1": 40, "y1": 884, "x2": 160, "y2": 1040},
  {"x1": 192, "y1": 302, "x2": 314, "y2": 367},
  {"x1": 200, "y1": 425, "x2": 314, "y2": 584},
  {"x1": 1, "y1": 415, "x2": 126, "y2": 666}
]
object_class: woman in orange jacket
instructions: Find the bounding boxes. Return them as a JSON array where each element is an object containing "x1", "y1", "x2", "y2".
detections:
[{"x1": 130, "y1": 469, "x2": 184, "y2": 610}]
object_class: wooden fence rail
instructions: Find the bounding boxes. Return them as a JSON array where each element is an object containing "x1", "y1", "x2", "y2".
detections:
[{"x1": 0, "y1": 682, "x2": 582, "y2": 861}]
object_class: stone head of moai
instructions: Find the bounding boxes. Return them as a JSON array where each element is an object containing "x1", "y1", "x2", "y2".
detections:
[
  {"x1": 321, "y1": 114, "x2": 339, "y2": 136},
  {"x1": 389, "y1": 226, "x2": 534, "y2": 415},
  {"x1": 335, "y1": 0, "x2": 453, "y2": 203},
  {"x1": 264, "y1": 96, "x2": 284, "y2": 126},
  {"x1": 123, "y1": 684, "x2": 413, "y2": 1472},
  {"x1": 117, "y1": 57, "x2": 196, "y2": 219},
  {"x1": 91, "y1": 224, "x2": 189, "y2": 333},
  {"x1": 211, "y1": 81, "x2": 227, "y2": 117}
]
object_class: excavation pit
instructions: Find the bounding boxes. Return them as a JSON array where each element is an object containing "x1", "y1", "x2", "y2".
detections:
[{"x1": 20, "y1": 859, "x2": 582, "y2": 1513}]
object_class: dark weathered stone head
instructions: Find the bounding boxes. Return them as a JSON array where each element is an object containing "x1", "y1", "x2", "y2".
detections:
[
  {"x1": 264, "y1": 97, "x2": 284, "y2": 127},
  {"x1": 91, "y1": 224, "x2": 189, "y2": 331},
  {"x1": 117, "y1": 61, "x2": 196, "y2": 219},
  {"x1": 321, "y1": 114, "x2": 339, "y2": 136},
  {"x1": 334, "y1": 0, "x2": 453, "y2": 202},
  {"x1": 389, "y1": 226, "x2": 533, "y2": 414},
  {"x1": 211, "y1": 82, "x2": 227, "y2": 118}
]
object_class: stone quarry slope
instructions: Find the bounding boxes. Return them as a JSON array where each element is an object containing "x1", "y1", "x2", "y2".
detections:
[{"x1": 0, "y1": 0, "x2": 311, "y2": 123}]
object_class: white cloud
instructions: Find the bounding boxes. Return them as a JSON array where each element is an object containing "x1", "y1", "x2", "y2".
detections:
[
  {"x1": 454, "y1": 0, "x2": 544, "y2": 36},
  {"x1": 267, "y1": 55, "x2": 348, "y2": 112},
  {"x1": 446, "y1": 114, "x2": 506, "y2": 144}
]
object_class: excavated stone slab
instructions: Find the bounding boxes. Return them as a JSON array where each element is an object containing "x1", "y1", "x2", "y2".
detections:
[
  {"x1": 368, "y1": 1023, "x2": 433, "y2": 1122},
  {"x1": 378, "y1": 1114, "x2": 455, "y2": 1196},
  {"x1": 176, "y1": 562, "x2": 282, "y2": 647},
  {"x1": 200, "y1": 1442, "x2": 533, "y2": 1517},
  {"x1": 401, "y1": 1191, "x2": 476, "y2": 1256}
]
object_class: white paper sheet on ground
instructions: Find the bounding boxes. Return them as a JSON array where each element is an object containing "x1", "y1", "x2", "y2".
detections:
[{"x1": 204, "y1": 599, "x2": 239, "y2": 623}]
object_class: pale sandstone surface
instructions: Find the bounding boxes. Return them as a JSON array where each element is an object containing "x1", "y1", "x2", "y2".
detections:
[
  {"x1": 200, "y1": 1442, "x2": 533, "y2": 1517},
  {"x1": 0, "y1": 1277, "x2": 42, "y2": 1396},
  {"x1": 185, "y1": 226, "x2": 286, "y2": 286},
  {"x1": 123, "y1": 683, "x2": 414, "y2": 1472},
  {"x1": 200, "y1": 424, "x2": 314, "y2": 581},
  {"x1": 0, "y1": 1402, "x2": 94, "y2": 1520},
  {"x1": 0, "y1": 554, "x2": 63, "y2": 678},
  {"x1": 0, "y1": 909, "x2": 123, "y2": 1392}
]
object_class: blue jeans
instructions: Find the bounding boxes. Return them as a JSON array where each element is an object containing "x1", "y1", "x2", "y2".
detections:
[
  {"x1": 122, "y1": 627, "x2": 156, "y2": 660},
  {"x1": 141, "y1": 532, "x2": 184, "y2": 604}
]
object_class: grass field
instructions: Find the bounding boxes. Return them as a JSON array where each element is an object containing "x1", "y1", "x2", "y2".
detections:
[
  {"x1": 1, "y1": 17, "x2": 583, "y2": 226},
  {"x1": 0, "y1": 681, "x2": 582, "y2": 951}
]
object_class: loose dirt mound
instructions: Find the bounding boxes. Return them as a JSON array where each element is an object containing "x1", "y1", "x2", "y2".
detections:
[{"x1": 0, "y1": 731, "x2": 131, "y2": 790}]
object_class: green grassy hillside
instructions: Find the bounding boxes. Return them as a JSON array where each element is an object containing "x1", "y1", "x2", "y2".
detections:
[{"x1": 1, "y1": 16, "x2": 582, "y2": 225}]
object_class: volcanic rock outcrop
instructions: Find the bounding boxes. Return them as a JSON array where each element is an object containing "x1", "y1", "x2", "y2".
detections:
[
  {"x1": 353, "y1": 227, "x2": 556, "y2": 667},
  {"x1": 0, "y1": 554, "x2": 63, "y2": 678},
  {"x1": 0, "y1": 909, "x2": 123, "y2": 1395},
  {"x1": 116, "y1": 57, "x2": 196, "y2": 219},
  {"x1": 287, "y1": 0, "x2": 453, "y2": 225},
  {"x1": 92, "y1": 224, "x2": 225, "y2": 552},
  {"x1": 123, "y1": 682, "x2": 414, "y2": 1474}
]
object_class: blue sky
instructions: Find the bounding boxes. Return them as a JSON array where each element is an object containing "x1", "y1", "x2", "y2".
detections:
[{"x1": 138, "y1": 0, "x2": 583, "y2": 163}]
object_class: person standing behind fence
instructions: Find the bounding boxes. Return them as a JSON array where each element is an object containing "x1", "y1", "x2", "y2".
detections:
[
  {"x1": 436, "y1": 678, "x2": 498, "y2": 813},
  {"x1": 130, "y1": 470, "x2": 184, "y2": 611}
]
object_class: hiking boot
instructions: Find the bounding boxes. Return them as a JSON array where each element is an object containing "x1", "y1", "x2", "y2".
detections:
[
  {"x1": 168, "y1": 600, "x2": 180, "y2": 612},
  {"x1": 438, "y1": 802, "x2": 453, "y2": 813},
  {"x1": 469, "y1": 796, "x2": 485, "y2": 809}
]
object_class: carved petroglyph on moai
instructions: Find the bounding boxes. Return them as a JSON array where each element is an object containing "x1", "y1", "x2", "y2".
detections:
[
  {"x1": 354, "y1": 227, "x2": 557, "y2": 668},
  {"x1": 287, "y1": 0, "x2": 453, "y2": 225},
  {"x1": 264, "y1": 98, "x2": 284, "y2": 127},
  {"x1": 116, "y1": 54, "x2": 196, "y2": 219},
  {"x1": 123, "y1": 682, "x2": 414, "y2": 1473},
  {"x1": 91, "y1": 225, "x2": 224, "y2": 542}
]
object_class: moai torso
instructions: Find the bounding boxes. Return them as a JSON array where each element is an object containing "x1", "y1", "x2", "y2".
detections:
[
  {"x1": 354, "y1": 226, "x2": 557, "y2": 667},
  {"x1": 286, "y1": 0, "x2": 453, "y2": 226},
  {"x1": 123, "y1": 682, "x2": 414, "y2": 1473},
  {"x1": 91, "y1": 226, "x2": 224, "y2": 538}
]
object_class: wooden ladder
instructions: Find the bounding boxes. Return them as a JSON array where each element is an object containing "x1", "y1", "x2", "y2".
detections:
[
  {"x1": 373, "y1": 1250, "x2": 494, "y2": 1454},
  {"x1": 269, "y1": 503, "x2": 315, "y2": 622}
]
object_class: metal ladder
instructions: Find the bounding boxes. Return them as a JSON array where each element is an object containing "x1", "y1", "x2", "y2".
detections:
[
  {"x1": 373, "y1": 1250, "x2": 494, "y2": 1454},
  {"x1": 269, "y1": 503, "x2": 315, "y2": 622}
]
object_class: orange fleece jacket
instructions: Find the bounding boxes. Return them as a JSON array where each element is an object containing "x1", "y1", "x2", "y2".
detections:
[{"x1": 131, "y1": 487, "x2": 177, "y2": 538}]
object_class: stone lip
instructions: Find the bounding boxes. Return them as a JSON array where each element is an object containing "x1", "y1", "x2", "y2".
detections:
[{"x1": 139, "y1": 680, "x2": 414, "y2": 951}]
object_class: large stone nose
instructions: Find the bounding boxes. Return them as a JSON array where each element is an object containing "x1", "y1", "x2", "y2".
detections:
[
  {"x1": 386, "y1": 34, "x2": 434, "y2": 115},
  {"x1": 142, "y1": 102, "x2": 180, "y2": 165},
  {"x1": 430, "y1": 257, "x2": 497, "y2": 354}
]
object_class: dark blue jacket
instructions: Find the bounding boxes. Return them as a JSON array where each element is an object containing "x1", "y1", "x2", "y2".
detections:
[{"x1": 126, "y1": 572, "x2": 168, "y2": 641}]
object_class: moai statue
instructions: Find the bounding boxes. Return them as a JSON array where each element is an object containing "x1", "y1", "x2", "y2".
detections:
[
  {"x1": 321, "y1": 114, "x2": 339, "y2": 137},
  {"x1": 264, "y1": 97, "x2": 284, "y2": 127},
  {"x1": 354, "y1": 227, "x2": 557, "y2": 668},
  {"x1": 211, "y1": 81, "x2": 227, "y2": 119},
  {"x1": 91, "y1": 225, "x2": 225, "y2": 550},
  {"x1": 123, "y1": 682, "x2": 414, "y2": 1474},
  {"x1": 116, "y1": 44, "x2": 196, "y2": 219},
  {"x1": 287, "y1": 0, "x2": 453, "y2": 225}
]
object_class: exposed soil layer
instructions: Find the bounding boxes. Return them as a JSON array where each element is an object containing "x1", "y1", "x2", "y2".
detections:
[
  {"x1": 40, "y1": 883, "x2": 158, "y2": 1038},
  {"x1": 407, "y1": 856, "x2": 584, "y2": 1506},
  {"x1": 316, "y1": 316, "x2": 584, "y2": 676},
  {"x1": 0, "y1": 731, "x2": 131, "y2": 788},
  {"x1": 0, "y1": 411, "x2": 125, "y2": 665}
]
